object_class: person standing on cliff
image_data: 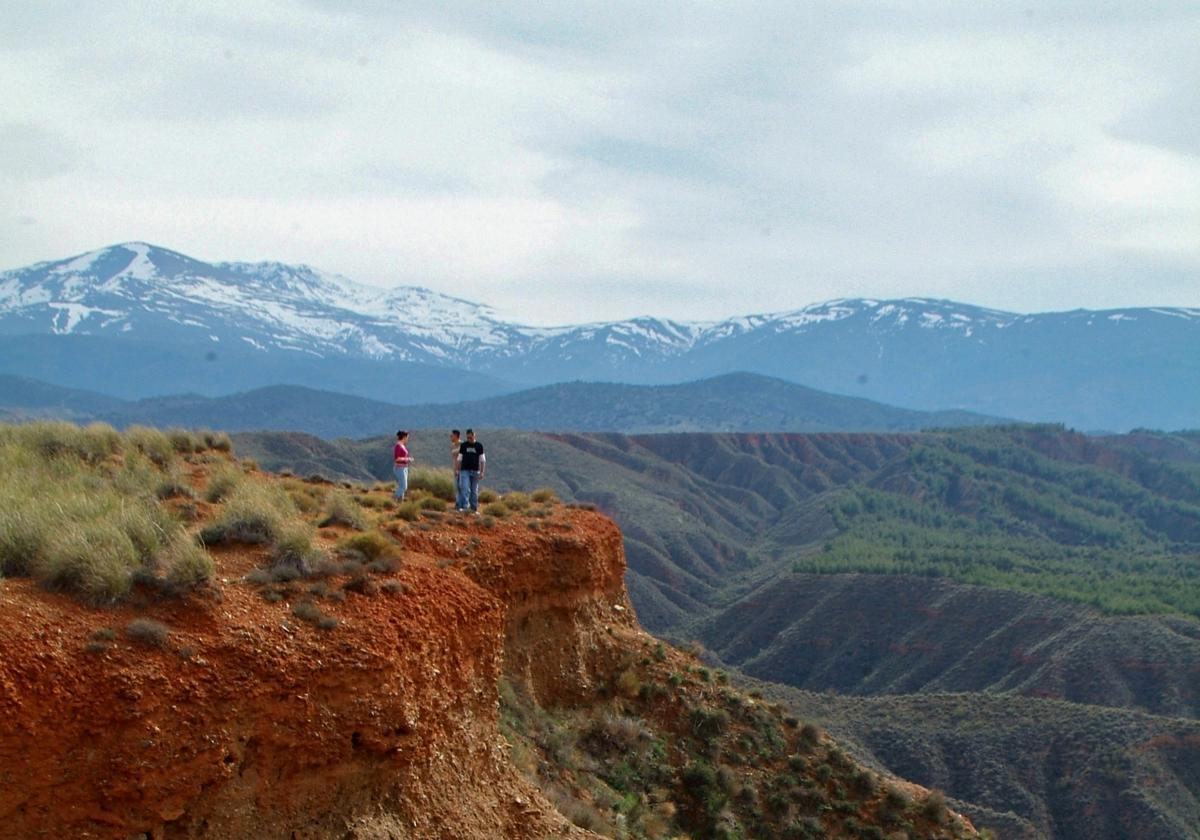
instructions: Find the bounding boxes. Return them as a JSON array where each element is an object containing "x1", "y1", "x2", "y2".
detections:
[
  {"x1": 456, "y1": 428, "x2": 485, "y2": 513},
  {"x1": 450, "y1": 429, "x2": 467, "y2": 511},
  {"x1": 393, "y1": 430, "x2": 413, "y2": 501}
]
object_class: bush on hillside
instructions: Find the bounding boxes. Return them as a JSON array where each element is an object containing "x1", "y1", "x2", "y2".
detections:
[
  {"x1": 200, "y1": 481, "x2": 295, "y2": 545},
  {"x1": 204, "y1": 464, "x2": 243, "y2": 503},
  {"x1": 270, "y1": 522, "x2": 323, "y2": 574},
  {"x1": 7, "y1": 420, "x2": 114, "y2": 462},
  {"x1": 126, "y1": 618, "x2": 170, "y2": 647},
  {"x1": 126, "y1": 425, "x2": 175, "y2": 466},
  {"x1": 338, "y1": 531, "x2": 393, "y2": 561},
  {"x1": 394, "y1": 501, "x2": 421, "y2": 522},
  {"x1": 483, "y1": 501, "x2": 509, "y2": 518},
  {"x1": 161, "y1": 532, "x2": 215, "y2": 591},
  {"x1": 166, "y1": 427, "x2": 204, "y2": 454},
  {"x1": 408, "y1": 467, "x2": 457, "y2": 502},
  {"x1": 502, "y1": 491, "x2": 531, "y2": 511},
  {"x1": 33, "y1": 522, "x2": 140, "y2": 604},
  {"x1": 199, "y1": 428, "x2": 234, "y2": 452},
  {"x1": 155, "y1": 464, "x2": 195, "y2": 499},
  {"x1": 0, "y1": 421, "x2": 224, "y2": 605},
  {"x1": 318, "y1": 489, "x2": 367, "y2": 529}
]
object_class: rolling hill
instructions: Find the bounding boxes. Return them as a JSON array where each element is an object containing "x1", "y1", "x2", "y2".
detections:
[{"x1": 0, "y1": 372, "x2": 1006, "y2": 437}]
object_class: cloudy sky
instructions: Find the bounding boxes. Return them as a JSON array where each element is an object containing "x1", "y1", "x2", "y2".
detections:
[{"x1": 2, "y1": 1, "x2": 1197, "y2": 325}]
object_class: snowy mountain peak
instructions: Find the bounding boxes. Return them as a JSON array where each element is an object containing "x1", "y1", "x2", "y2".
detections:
[{"x1": 2, "y1": 244, "x2": 1197, "y2": 408}]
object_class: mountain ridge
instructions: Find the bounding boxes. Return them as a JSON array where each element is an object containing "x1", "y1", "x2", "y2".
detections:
[
  {"x1": 2, "y1": 243, "x2": 1197, "y2": 429},
  {"x1": 0, "y1": 371, "x2": 1009, "y2": 438}
]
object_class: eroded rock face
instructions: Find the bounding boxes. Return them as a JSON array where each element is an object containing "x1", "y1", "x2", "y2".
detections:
[
  {"x1": 400, "y1": 512, "x2": 636, "y2": 707},
  {"x1": 0, "y1": 510, "x2": 624, "y2": 839}
]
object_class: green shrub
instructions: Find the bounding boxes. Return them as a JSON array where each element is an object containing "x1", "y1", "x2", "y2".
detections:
[
  {"x1": 851, "y1": 769, "x2": 877, "y2": 798},
  {"x1": 342, "y1": 574, "x2": 379, "y2": 596},
  {"x1": 81, "y1": 422, "x2": 123, "y2": 461},
  {"x1": 357, "y1": 493, "x2": 391, "y2": 510},
  {"x1": 338, "y1": 531, "x2": 393, "y2": 561},
  {"x1": 478, "y1": 489, "x2": 498, "y2": 504},
  {"x1": 162, "y1": 533, "x2": 214, "y2": 590},
  {"x1": 0, "y1": 506, "x2": 51, "y2": 577},
  {"x1": 319, "y1": 490, "x2": 367, "y2": 529},
  {"x1": 166, "y1": 427, "x2": 204, "y2": 454},
  {"x1": 690, "y1": 706, "x2": 730, "y2": 738},
  {"x1": 922, "y1": 789, "x2": 949, "y2": 825},
  {"x1": 483, "y1": 501, "x2": 510, "y2": 518},
  {"x1": 366, "y1": 555, "x2": 400, "y2": 574},
  {"x1": 502, "y1": 491, "x2": 531, "y2": 511},
  {"x1": 126, "y1": 425, "x2": 175, "y2": 466},
  {"x1": 199, "y1": 428, "x2": 234, "y2": 452},
  {"x1": 408, "y1": 467, "x2": 457, "y2": 501},
  {"x1": 125, "y1": 618, "x2": 170, "y2": 647},
  {"x1": 799, "y1": 723, "x2": 821, "y2": 749},
  {"x1": 0, "y1": 423, "x2": 216, "y2": 603},
  {"x1": 201, "y1": 481, "x2": 293, "y2": 545},
  {"x1": 615, "y1": 668, "x2": 642, "y2": 699},
  {"x1": 17, "y1": 421, "x2": 90, "y2": 460},
  {"x1": 531, "y1": 487, "x2": 558, "y2": 504},
  {"x1": 34, "y1": 522, "x2": 139, "y2": 604},
  {"x1": 204, "y1": 464, "x2": 243, "y2": 503},
  {"x1": 271, "y1": 522, "x2": 322, "y2": 573},
  {"x1": 123, "y1": 505, "x2": 175, "y2": 567},
  {"x1": 882, "y1": 785, "x2": 910, "y2": 817},
  {"x1": 394, "y1": 501, "x2": 422, "y2": 522},
  {"x1": 292, "y1": 599, "x2": 337, "y2": 629},
  {"x1": 155, "y1": 465, "x2": 195, "y2": 500}
]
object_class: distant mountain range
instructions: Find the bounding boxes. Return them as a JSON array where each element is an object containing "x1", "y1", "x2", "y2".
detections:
[
  {"x1": 0, "y1": 372, "x2": 1004, "y2": 437},
  {"x1": 2, "y1": 242, "x2": 1197, "y2": 430}
]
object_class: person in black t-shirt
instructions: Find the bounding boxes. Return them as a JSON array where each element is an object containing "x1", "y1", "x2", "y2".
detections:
[{"x1": 456, "y1": 428, "x2": 486, "y2": 513}]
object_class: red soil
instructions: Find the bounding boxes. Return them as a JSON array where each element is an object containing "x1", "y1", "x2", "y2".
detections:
[{"x1": 0, "y1": 504, "x2": 629, "y2": 839}]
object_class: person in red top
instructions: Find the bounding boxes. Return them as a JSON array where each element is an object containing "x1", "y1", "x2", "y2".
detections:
[{"x1": 393, "y1": 430, "x2": 413, "y2": 500}]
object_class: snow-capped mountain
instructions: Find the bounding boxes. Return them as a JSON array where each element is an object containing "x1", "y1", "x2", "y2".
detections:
[
  {"x1": 0, "y1": 242, "x2": 523, "y2": 361},
  {"x1": 1, "y1": 243, "x2": 1197, "y2": 430}
]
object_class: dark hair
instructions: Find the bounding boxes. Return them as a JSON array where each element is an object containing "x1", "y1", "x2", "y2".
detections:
[
  {"x1": 465, "y1": 428, "x2": 474, "y2": 435},
  {"x1": 451, "y1": 429, "x2": 460, "y2": 436},
  {"x1": 396, "y1": 430, "x2": 407, "y2": 439}
]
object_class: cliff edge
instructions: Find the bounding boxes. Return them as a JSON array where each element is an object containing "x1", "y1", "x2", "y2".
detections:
[{"x1": 1, "y1": 450, "x2": 979, "y2": 839}]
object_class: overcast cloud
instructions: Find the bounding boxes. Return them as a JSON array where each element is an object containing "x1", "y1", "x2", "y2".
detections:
[{"x1": 1, "y1": 1, "x2": 1197, "y2": 324}]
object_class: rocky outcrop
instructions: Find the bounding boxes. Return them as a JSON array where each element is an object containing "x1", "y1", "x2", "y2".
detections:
[{"x1": 399, "y1": 513, "x2": 636, "y2": 707}]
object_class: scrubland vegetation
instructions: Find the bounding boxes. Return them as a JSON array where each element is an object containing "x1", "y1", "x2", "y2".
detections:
[
  {"x1": 792, "y1": 426, "x2": 1200, "y2": 616},
  {"x1": 500, "y1": 645, "x2": 983, "y2": 839},
  {"x1": 0, "y1": 422, "x2": 222, "y2": 604}
]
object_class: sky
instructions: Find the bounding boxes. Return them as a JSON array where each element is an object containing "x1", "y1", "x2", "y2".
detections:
[{"x1": 1, "y1": 1, "x2": 1198, "y2": 326}]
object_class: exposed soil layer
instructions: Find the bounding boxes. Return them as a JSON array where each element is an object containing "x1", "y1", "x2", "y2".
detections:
[{"x1": 0, "y1": 502, "x2": 623, "y2": 839}]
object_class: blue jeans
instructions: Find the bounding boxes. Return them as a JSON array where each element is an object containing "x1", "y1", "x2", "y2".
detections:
[
  {"x1": 393, "y1": 465, "x2": 408, "y2": 499},
  {"x1": 461, "y1": 470, "x2": 481, "y2": 511},
  {"x1": 455, "y1": 471, "x2": 468, "y2": 510}
]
